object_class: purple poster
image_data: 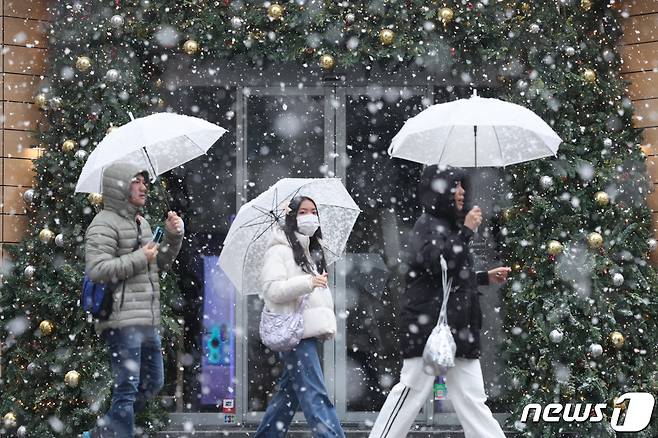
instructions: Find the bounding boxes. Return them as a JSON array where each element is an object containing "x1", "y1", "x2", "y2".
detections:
[{"x1": 201, "y1": 256, "x2": 236, "y2": 408}]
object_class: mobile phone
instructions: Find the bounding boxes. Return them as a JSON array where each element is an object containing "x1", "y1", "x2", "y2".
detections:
[{"x1": 152, "y1": 226, "x2": 164, "y2": 244}]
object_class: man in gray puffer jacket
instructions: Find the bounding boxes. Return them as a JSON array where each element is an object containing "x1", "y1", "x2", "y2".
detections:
[{"x1": 82, "y1": 161, "x2": 183, "y2": 438}]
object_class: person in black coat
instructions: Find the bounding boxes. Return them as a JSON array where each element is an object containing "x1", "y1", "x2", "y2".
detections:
[{"x1": 369, "y1": 165, "x2": 511, "y2": 438}]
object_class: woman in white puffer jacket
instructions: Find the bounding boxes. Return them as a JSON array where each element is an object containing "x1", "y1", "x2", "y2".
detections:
[{"x1": 255, "y1": 196, "x2": 345, "y2": 438}]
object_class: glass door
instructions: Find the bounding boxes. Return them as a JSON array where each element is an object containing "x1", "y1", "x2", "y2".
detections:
[
  {"x1": 236, "y1": 87, "x2": 339, "y2": 422},
  {"x1": 332, "y1": 86, "x2": 431, "y2": 425}
]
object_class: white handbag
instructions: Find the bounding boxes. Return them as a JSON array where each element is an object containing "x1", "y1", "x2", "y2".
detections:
[{"x1": 422, "y1": 254, "x2": 456, "y2": 376}]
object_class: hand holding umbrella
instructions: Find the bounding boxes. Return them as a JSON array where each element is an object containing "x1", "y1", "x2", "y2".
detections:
[
  {"x1": 312, "y1": 272, "x2": 329, "y2": 289},
  {"x1": 464, "y1": 206, "x2": 482, "y2": 232},
  {"x1": 165, "y1": 211, "x2": 184, "y2": 234}
]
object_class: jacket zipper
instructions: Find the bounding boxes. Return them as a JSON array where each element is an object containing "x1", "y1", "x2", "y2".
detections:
[
  {"x1": 147, "y1": 260, "x2": 156, "y2": 325},
  {"x1": 135, "y1": 219, "x2": 157, "y2": 324}
]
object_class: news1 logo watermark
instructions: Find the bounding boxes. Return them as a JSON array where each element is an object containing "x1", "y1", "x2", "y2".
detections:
[{"x1": 520, "y1": 392, "x2": 655, "y2": 432}]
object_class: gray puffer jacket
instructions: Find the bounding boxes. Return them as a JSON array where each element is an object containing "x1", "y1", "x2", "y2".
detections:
[{"x1": 84, "y1": 161, "x2": 183, "y2": 332}]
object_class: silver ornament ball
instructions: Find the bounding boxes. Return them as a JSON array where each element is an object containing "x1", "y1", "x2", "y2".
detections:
[
  {"x1": 55, "y1": 233, "x2": 65, "y2": 247},
  {"x1": 23, "y1": 189, "x2": 35, "y2": 204},
  {"x1": 24, "y1": 265, "x2": 36, "y2": 278},
  {"x1": 105, "y1": 69, "x2": 120, "y2": 82},
  {"x1": 648, "y1": 238, "x2": 657, "y2": 251},
  {"x1": 74, "y1": 149, "x2": 87, "y2": 160},
  {"x1": 603, "y1": 138, "x2": 613, "y2": 147},
  {"x1": 50, "y1": 97, "x2": 62, "y2": 109},
  {"x1": 230, "y1": 16, "x2": 243, "y2": 29},
  {"x1": 17, "y1": 426, "x2": 27, "y2": 437},
  {"x1": 110, "y1": 14, "x2": 125, "y2": 28},
  {"x1": 516, "y1": 79, "x2": 528, "y2": 90},
  {"x1": 564, "y1": 46, "x2": 575, "y2": 56},
  {"x1": 589, "y1": 343, "x2": 603, "y2": 357},
  {"x1": 345, "y1": 13, "x2": 356, "y2": 24},
  {"x1": 529, "y1": 23, "x2": 540, "y2": 34},
  {"x1": 612, "y1": 272, "x2": 624, "y2": 287},
  {"x1": 540, "y1": 175, "x2": 553, "y2": 189},
  {"x1": 549, "y1": 329, "x2": 563, "y2": 343}
]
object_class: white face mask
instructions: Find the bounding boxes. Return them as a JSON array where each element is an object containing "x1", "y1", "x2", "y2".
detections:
[{"x1": 297, "y1": 214, "x2": 320, "y2": 237}]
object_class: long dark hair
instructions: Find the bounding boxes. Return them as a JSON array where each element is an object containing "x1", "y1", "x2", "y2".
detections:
[{"x1": 283, "y1": 196, "x2": 327, "y2": 275}]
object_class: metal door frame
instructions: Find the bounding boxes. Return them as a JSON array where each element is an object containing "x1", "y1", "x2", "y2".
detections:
[
  {"x1": 235, "y1": 86, "x2": 338, "y2": 424},
  {"x1": 331, "y1": 85, "x2": 445, "y2": 425}
]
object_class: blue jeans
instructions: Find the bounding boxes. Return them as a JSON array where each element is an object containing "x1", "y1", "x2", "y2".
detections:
[
  {"x1": 256, "y1": 338, "x2": 345, "y2": 438},
  {"x1": 98, "y1": 326, "x2": 164, "y2": 437}
]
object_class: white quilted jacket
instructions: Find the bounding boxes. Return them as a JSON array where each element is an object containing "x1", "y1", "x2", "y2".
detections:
[{"x1": 260, "y1": 227, "x2": 337, "y2": 340}]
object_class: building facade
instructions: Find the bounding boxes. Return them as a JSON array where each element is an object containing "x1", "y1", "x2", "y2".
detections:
[{"x1": 1, "y1": 0, "x2": 657, "y2": 430}]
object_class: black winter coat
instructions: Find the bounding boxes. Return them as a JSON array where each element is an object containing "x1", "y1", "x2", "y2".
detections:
[{"x1": 399, "y1": 166, "x2": 489, "y2": 359}]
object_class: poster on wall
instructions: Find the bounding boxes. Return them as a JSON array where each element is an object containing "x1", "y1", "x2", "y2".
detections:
[{"x1": 200, "y1": 256, "x2": 236, "y2": 409}]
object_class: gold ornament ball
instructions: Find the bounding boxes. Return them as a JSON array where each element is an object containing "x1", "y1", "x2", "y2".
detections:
[
  {"x1": 319, "y1": 54, "x2": 336, "y2": 71},
  {"x1": 39, "y1": 320, "x2": 54, "y2": 336},
  {"x1": 75, "y1": 56, "x2": 92, "y2": 72},
  {"x1": 512, "y1": 262, "x2": 522, "y2": 272},
  {"x1": 594, "y1": 191, "x2": 610, "y2": 206},
  {"x1": 183, "y1": 39, "x2": 199, "y2": 55},
  {"x1": 438, "y1": 7, "x2": 454, "y2": 24},
  {"x1": 547, "y1": 240, "x2": 563, "y2": 256},
  {"x1": 583, "y1": 69, "x2": 597, "y2": 83},
  {"x1": 268, "y1": 4, "x2": 285, "y2": 20},
  {"x1": 587, "y1": 232, "x2": 604, "y2": 249},
  {"x1": 3, "y1": 412, "x2": 17, "y2": 428},
  {"x1": 35, "y1": 93, "x2": 48, "y2": 109},
  {"x1": 64, "y1": 370, "x2": 81, "y2": 388},
  {"x1": 609, "y1": 331, "x2": 624, "y2": 349},
  {"x1": 379, "y1": 29, "x2": 395, "y2": 46},
  {"x1": 581, "y1": 0, "x2": 592, "y2": 11},
  {"x1": 609, "y1": 0, "x2": 624, "y2": 11},
  {"x1": 39, "y1": 229, "x2": 55, "y2": 244},
  {"x1": 62, "y1": 139, "x2": 77, "y2": 153},
  {"x1": 88, "y1": 193, "x2": 103, "y2": 205},
  {"x1": 520, "y1": 2, "x2": 531, "y2": 13}
]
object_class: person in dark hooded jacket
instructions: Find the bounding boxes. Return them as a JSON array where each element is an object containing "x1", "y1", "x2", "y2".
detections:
[{"x1": 369, "y1": 165, "x2": 510, "y2": 438}]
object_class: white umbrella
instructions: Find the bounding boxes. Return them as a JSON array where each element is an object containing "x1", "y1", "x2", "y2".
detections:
[
  {"x1": 218, "y1": 178, "x2": 360, "y2": 295},
  {"x1": 388, "y1": 91, "x2": 562, "y2": 167},
  {"x1": 75, "y1": 112, "x2": 227, "y2": 193}
]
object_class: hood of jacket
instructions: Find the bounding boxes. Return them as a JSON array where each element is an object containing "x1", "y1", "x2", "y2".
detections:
[
  {"x1": 418, "y1": 165, "x2": 468, "y2": 226},
  {"x1": 101, "y1": 161, "x2": 149, "y2": 218}
]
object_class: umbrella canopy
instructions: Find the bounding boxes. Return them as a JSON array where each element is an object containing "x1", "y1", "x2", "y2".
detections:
[
  {"x1": 388, "y1": 91, "x2": 562, "y2": 167},
  {"x1": 75, "y1": 112, "x2": 227, "y2": 193},
  {"x1": 218, "y1": 178, "x2": 360, "y2": 295}
]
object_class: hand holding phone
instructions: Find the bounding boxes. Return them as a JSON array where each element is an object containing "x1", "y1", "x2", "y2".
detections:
[{"x1": 152, "y1": 226, "x2": 164, "y2": 245}]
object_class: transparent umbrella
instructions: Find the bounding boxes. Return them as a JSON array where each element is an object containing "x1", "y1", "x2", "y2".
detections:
[{"x1": 218, "y1": 178, "x2": 360, "y2": 295}]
